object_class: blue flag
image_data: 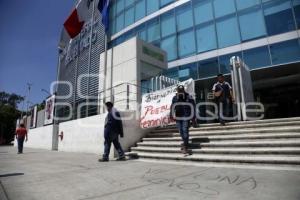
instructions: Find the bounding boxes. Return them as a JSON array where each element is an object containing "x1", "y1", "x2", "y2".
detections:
[{"x1": 98, "y1": 0, "x2": 110, "y2": 32}]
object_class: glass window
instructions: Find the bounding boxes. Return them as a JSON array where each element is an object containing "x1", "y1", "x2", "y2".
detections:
[
  {"x1": 294, "y1": 0, "x2": 300, "y2": 28},
  {"x1": 151, "y1": 40, "x2": 161, "y2": 48},
  {"x1": 239, "y1": 7, "x2": 266, "y2": 41},
  {"x1": 161, "y1": 0, "x2": 174, "y2": 8},
  {"x1": 236, "y1": 0, "x2": 261, "y2": 10},
  {"x1": 135, "y1": 0, "x2": 146, "y2": 21},
  {"x1": 270, "y1": 39, "x2": 300, "y2": 65},
  {"x1": 136, "y1": 24, "x2": 147, "y2": 41},
  {"x1": 116, "y1": 0, "x2": 125, "y2": 14},
  {"x1": 179, "y1": 63, "x2": 198, "y2": 81},
  {"x1": 138, "y1": 29, "x2": 147, "y2": 41},
  {"x1": 176, "y1": 3, "x2": 194, "y2": 31},
  {"x1": 161, "y1": 11, "x2": 176, "y2": 37},
  {"x1": 216, "y1": 16, "x2": 241, "y2": 48},
  {"x1": 264, "y1": 0, "x2": 295, "y2": 36},
  {"x1": 125, "y1": 0, "x2": 135, "y2": 8},
  {"x1": 124, "y1": 7, "x2": 135, "y2": 27},
  {"x1": 198, "y1": 58, "x2": 219, "y2": 79},
  {"x1": 243, "y1": 46, "x2": 271, "y2": 69},
  {"x1": 116, "y1": 13, "x2": 124, "y2": 32},
  {"x1": 178, "y1": 29, "x2": 196, "y2": 58},
  {"x1": 147, "y1": 18, "x2": 160, "y2": 42},
  {"x1": 160, "y1": 35, "x2": 177, "y2": 61},
  {"x1": 193, "y1": 0, "x2": 214, "y2": 25},
  {"x1": 219, "y1": 52, "x2": 242, "y2": 74},
  {"x1": 162, "y1": 67, "x2": 179, "y2": 80},
  {"x1": 196, "y1": 23, "x2": 217, "y2": 53},
  {"x1": 147, "y1": 0, "x2": 159, "y2": 14},
  {"x1": 213, "y1": 0, "x2": 236, "y2": 18},
  {"x1": 110, "y1": 2, "x2": 117, "y2": 18},
  {"x1": 109, "y1": 20, "x2": 116, "y2": 35}
]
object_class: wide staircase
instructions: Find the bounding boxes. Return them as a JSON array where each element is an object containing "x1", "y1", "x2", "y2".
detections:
[{"x1": 129, "y1": 117, "x2": 300, "y2": 168}]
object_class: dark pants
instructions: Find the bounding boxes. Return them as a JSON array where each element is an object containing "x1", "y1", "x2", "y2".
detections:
[
  {"x1": 218, "y1": 99, "x2": 230, "y2": 123},
  {"x1": 103, "y1": 137, "x2": 125, "y2": 160},
  {"x1": 176, "y1": 120, "x2": 190, "y2": 147},
  {"x1": 17, "y1": 137, "x2": 25, "y2": 153}
]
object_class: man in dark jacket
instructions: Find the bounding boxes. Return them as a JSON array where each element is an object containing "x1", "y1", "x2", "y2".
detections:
[
  {"x1": 99, "y1": 102, "x2": 125, "y2": 162},
  {"x1": 170, "y1": 85, "x2": 196, "y2": 154},
  {"x1": 212, "y1": 74, "x2": 235, "y2": 126}
]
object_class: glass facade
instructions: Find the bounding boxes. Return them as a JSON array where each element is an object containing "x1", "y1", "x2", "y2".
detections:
[{"x1": 109, "y1": 0, "x2": 300, "y2": 80}]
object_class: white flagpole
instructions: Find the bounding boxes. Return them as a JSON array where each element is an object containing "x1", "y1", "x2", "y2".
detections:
[
  {"x1": 102, "y1": 34, "x2": 108, "y2": 113},
  {"x1": 102, "y1": 0, "x2": 109, "y2": 113}
]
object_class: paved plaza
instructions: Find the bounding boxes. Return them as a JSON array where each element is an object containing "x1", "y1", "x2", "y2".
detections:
[{"x1": 0, "y1": 146, "x2": 300, "y2": 200}]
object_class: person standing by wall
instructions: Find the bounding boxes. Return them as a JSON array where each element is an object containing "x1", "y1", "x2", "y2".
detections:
[
  {"x1": 99, "y1": 102, "x2": 126, "y2": 162},
  {"x1": 170, "y1": 85, "x2": 196, "y2": 154},
  {"x1": 15, "y1": 123, "x2": 28, "y2": 154},
  {"x1": 212, "y1": 74, "x2": 235, "y2": 126}
]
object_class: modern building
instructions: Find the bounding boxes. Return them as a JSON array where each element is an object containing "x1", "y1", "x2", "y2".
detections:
[{"x1": 57, "y1": 0, "x2": 300, "y2": 122}]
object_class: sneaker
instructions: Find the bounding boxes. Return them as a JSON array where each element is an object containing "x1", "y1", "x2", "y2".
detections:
[
  {"x1": 116, "y1": 156, "x2": 126, "y2": 161},
  {"x1": 98, "y1": 158, "x2": 109, "y2": 162},
  {"x1": 181, "y1": 146, "x2": 188, "y2": 154}
]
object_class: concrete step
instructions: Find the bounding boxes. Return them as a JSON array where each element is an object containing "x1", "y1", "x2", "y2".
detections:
[
  {"x1": 147, "y1": 126, "x2": 300, "y2": 138},
  {"x1": 154, "y1": 117, "x2": 300, "y2": 131},
  {"x1": 151, "y1": 120, "x2": 300, "y2": 134},
  {"x1": 131, "y1": 146, "x2": 300, "y2": 155},
  {"x1": 137, "y1": 139, "x2": 300, "y2": 148},
  {"x1": 130, "y1": 152, "x2": 300, "y2": 165},
  {"x1": 143, "y1": 132, "x2": 300, "y2": 142}
]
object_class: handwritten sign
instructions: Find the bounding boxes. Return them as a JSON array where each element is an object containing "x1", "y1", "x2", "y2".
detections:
[{"x1": 140, "y1": 79, "x2": 195, "y2": 129}]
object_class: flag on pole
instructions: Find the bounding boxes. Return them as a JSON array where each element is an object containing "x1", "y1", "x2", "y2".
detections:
[
  {"x1": 87, "y1": 0, "x2": 94, "y2": 9},
  {"x1": 59, "y1": 0, "x2": 93, "y2": 50},
  {"x1": 63, "y1": 9, "x2": 84, "y2": 38},
  {"x1": 98, "y1": 0, "x2": 110, "y2": 32}
]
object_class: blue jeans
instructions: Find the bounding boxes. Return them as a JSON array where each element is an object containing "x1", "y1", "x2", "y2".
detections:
[
  {"x1": 103, "y1": 137, "x2": 125, "y2": 160},
  {"x1": 176, "y1": 120, "x2": 190, "y2": 147},
  {"x1": 17, "y1": 137, "x2": 25, "y2": 153}
]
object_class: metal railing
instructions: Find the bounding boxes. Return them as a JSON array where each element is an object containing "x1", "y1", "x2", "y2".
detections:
[{"x1": 97, "y1": 82, "x2": 154, "y2": 113}]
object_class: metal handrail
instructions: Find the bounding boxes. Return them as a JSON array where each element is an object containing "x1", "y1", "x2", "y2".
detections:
[{"x1": 97, "y1": 82, "x2": 153, "y2": 112}]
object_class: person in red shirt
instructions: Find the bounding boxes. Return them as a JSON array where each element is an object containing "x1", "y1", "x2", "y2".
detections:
[{"x1": 15, "y1": 123, "x2": 28, "y2": 154}]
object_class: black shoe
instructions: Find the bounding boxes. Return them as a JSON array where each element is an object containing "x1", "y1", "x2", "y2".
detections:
[
  {"x1": 98, "y1": 158, "x2": 109, "y2": 162},
  {"x1": 220, "y1": 122, "x2": 226, "y2": 126},
  {"x1": 181, "y1": 146, "x2": 188, "y2": 154},
  {"x1": 116, "y1": 156, "x2": 126, "y2": 161}
]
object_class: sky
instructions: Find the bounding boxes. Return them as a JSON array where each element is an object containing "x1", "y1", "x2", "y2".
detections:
[{"x1": 0, "y1": 0, "x2": 75, "y2": 110}]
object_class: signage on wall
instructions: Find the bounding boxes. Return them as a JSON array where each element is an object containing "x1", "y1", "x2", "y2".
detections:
[
  {"x1": 44, "y1": 95, "x2": 55, "y2": 125},
  {"x1": 30, "y1": 105, "x2": 38, "y2": 129}
]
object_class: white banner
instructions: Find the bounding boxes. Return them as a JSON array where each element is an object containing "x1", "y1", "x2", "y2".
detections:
[
  {"x1": 30, "y1": 105, "x2": 38, "y2": 128},
  {"x1": 44, "y1": 95, "x2": 55, "y2": 125},
  {"x1": 140, "y1": 79, "x2": 195, "y2": 129}
]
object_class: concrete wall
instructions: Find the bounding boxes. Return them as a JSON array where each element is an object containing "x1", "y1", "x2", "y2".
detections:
[
  {"x1": 26, "y1": 125, "x2": 54, "y2": 150},
  {"x1": 58, "y1": 114, "x2": 105, "y2": 155},
  {"x1": 58, "y1": 111, "x2": 150, "y2": 157},
  {"x1": 98, "y1": 37, "x2": 167, "y2": 113},
  {"x1": 14, "y1": 125, "x2": 54, "y2": 150}
]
